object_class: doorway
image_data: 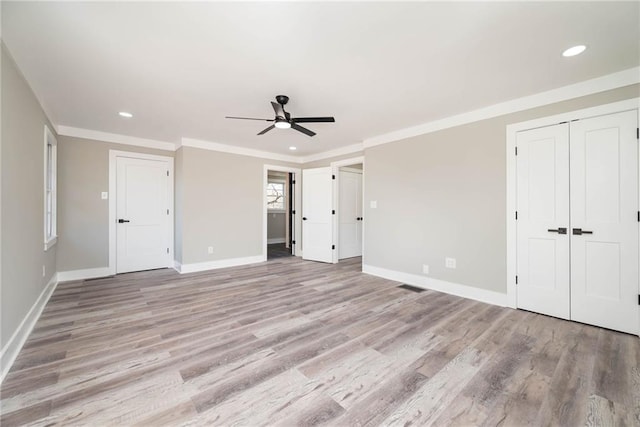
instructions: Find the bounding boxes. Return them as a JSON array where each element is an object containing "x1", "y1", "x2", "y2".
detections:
[
  {"x1": 108, "y1": 150, "x2": 174, "y2": 274},
  {"x1": 332, "y1": 156, "x2": 365, "y2": 265},
  {"x1": 264, "y1": 165, "x2": 301, "y2": 260}
]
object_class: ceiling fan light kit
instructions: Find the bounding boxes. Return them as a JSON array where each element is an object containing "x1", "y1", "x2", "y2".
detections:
[{"x1": 225, "y1": 95, "x2": 335, "y2": 137}]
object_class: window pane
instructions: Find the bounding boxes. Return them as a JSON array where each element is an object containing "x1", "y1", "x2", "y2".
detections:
[{"x1": 267, "y1": 182, "x2": 285, "y2": 210}]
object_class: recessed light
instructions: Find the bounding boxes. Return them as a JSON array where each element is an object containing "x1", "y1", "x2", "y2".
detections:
[
  {"x1": 562, "y1": 45, "x2": 586, "y2": 57},
  {"x1": 289, "y1": 146, "x2": 297, "y2": 151},
  {"x1": 119, "y1": 111, "x2": 133, "y2": 118}
]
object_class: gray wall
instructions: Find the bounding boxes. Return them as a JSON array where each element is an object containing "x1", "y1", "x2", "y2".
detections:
[
  {"x1": 267, "y1": 213, "x2": 286, "y2": 240},
  {"x1": 178, "y1": 146, "x2": 297, "y2": 264},
  {"x1": 56, "y1": 136, "x2": 173, "y2": 272},
  {"x1": 1, "y1": 44, "x2": 57, "y2": 349},
  {"x1": 364, "y1": 84, "x2": 640, "y2": 294}
]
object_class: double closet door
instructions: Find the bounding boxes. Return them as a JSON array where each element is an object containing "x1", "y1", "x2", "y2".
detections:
[{"x1": 516, "y1": 110, "x2": 638, "y2": 335}]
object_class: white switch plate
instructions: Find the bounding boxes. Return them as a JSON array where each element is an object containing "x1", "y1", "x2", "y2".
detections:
[
  {"x1": 101, "y1": 192, "x2": 108, "y2": 200},
  {"x1": 207, "y1": 246, "x2": 214, "y2": 254},
  {"x1": 445, "y1": 257, "x2": 456, "y2": 269},
  {"x1": 422, "y1": 264, "x2": 429, "y2": 274},
  {"x1": 370, "y1": 200, "x2": 377, "y2": 209}
]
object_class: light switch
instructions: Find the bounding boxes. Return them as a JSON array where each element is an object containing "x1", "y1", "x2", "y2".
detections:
[
  {"x1": 101, "y1": 192, "x2": 108, "y2": 200},
  {"x1": 370, "y1": 200, "x2": 377, "y2": 209}
]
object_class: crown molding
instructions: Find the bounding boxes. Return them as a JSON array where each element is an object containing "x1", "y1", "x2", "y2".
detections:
[
  {"x1": 57, "y1": 126, "x2": 176, "y2": 151},
  {"x1": 301, "y1": 143, "x2": 364, "y2": 163},
  {"x1": 181, "y1": 138, "x2": 302, "y2": 163},
  {"x1": 363, "y1": 66, "x2": 640, "y2": 149}
]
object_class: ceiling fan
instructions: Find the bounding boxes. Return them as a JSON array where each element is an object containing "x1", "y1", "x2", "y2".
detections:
[{"x1": 226, "y1": 95, "x2": 335, "y2": 137}]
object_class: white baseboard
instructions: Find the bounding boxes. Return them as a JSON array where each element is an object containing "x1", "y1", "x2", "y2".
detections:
[
  {"x1": 57, "y1": 267, "x2": 112, "y2": 282},
  {"x1": 1, "y1": 273, "x2": 58, "y2": 383},
  {"x1": 362, "y1": 264, "x2": 507, "y2": 307},
  {"x1": 267, "y1": 238, "x2": 286, "y2": 244},
  {"x1": 175, "y1": 255, "x2": 266, "y2": 274}
]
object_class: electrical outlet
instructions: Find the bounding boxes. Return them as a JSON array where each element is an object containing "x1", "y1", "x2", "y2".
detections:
[
  {"x1": 445, "y1": 257, "x2": 456, "y2": 269},
  {"x1": 422, "y1": 264, "x2": 429, "y2": 275},
  {"x1": 370, "y1": 200, "x2": 377, "y2": 209},
  {"x1": 101, "y1": 192, "x2": 108, "y2": 200},
  {"x1": 207, "y1": 246, "x2": 214, "y2": 254}
]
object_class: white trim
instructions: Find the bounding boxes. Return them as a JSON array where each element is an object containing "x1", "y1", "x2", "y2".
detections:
[
  {"x1": 331, "y1": 156, "x2": 365, "y2": 264},
  {"x1": 302, "y1": 143, "x2": 364, "y2": 163},
  {"x1": 58, "y1": 126, "x2": 176, "y2": 151},
  {"x1": 263, "y1": 165, "x2": 302, "y2": 259},
  {"x1": 57, "y1": 267, "x2": 112, "y2": 282},
  {"x1": 182, "y1": 138, "x2": 301, "y2": 163},
  {"x1": 1, "y1": 273, "x2": 58, "y2": 383},
  {"x1": 267, "y1": 238, "x2": 286, "y2": 244},
  {"x1": 363, "y1": 264, "x2": 507, "y2": 307},
  {"x1": 505, "y1": 98, "x2": 640, "y2": 311},
  {"x1": 365, "y1": 67, "x2": 640, "y2": 149},
  {"x1": 109, "y1": 150, "x2": 175, "y2": 275},
  {"x1": 175, "y1": 255, "x2": 265, "y2": 274}
]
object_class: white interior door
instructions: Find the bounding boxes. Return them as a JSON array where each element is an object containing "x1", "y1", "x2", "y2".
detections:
[
  {"x1": 569, "y1": 111, "x2": 639, "y2": 335},
  {"x1": 302, "y1": 167, "x2": 333, "y2": 263},
  {"x1": 516, "y1": 123, "x2": 571, "y2": 319},
  {"x1": 116, "y1": 156, "x2": 171, "y2": 273},
  {"x1": 339, "y1": 169, "x2": 363, "y2": 259}
]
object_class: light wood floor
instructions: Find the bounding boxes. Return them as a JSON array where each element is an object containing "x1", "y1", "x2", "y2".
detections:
[{"x1": 1, "y1": 257, "x2": 639, "y2": 426}]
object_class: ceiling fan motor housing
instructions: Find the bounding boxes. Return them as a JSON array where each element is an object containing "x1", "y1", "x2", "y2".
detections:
[{"x1": 275, "y1": 95, "x2": 289, "y2": 105}]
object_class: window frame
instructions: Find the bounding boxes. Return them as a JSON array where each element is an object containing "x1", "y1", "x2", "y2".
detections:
[
  {"x1": 44, "y1": 125, "x2": 57, "y2": 250},
  {"x1": 267, "y1": 179, "x2": 286, "y2": 212}
]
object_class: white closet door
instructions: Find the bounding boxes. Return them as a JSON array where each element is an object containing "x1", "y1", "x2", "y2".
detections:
[
  {"x1": 116, "y1": 156, "x2": 171, "y2": 273},
  {"x1": 516, "y1": 123, "x2": 570, "y2": 319},
  {"x1": 570, "y1": 110, "x2": 639, "y2": 335},
  {"x1": 338, "y1": 170, "x2": 363, "y2": 259}
]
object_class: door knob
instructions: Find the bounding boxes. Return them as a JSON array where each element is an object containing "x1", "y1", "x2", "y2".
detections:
[
  {"x1": 547, "y1": 227, "x2": 567, "y2": 234},
  {"x1": 118, "y1": 219, "x2": 130, "y2": 223},
  {"x1": 572, "y1": 228, "x2": 593, "y2": 235},
  {"x1": 302, "y1": 217, "x2": 307, "y2": 221}
]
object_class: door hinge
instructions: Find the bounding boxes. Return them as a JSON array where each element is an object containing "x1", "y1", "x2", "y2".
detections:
[
  {"x1": 292, "y1": 240, "x2": 296, "y2": 245},
  {"x1": 167, "y1": 170, "x2": 169, "y2": 176},
  {"x1": 637, "y1": 211, "x2": 639, "y2": 222},
  {"x1": 638, "y1": 294, "x2": 640, "y2": 305},
  {"x1": 637, "y1": 127, "x2": 639, "y2": 139},
  {"x1": 515, "y1": 211, "x2": 518, "y2": 220},
  {"x1": 332, "y1": 210, "x2": 335, "y2": 215},
  {"x1": 332, "y1": 245, "x2": 335, "y2": 250},
  {"x1": 167, "y1": 209, "x2": 169, "y2": 215},
  {"x1": 166, "y1": 248, "x2": 169, "y2": 254},
  {"x1": 515, "y1": 146, "x2": 518, "y2": 156},
  {"x1": 332, "y1": 175, "x2": 336, "y2": 180},
  {"x1": 292, "y1": 210, "x2": 296, "y2": 215},
  {"x1": 292, "y1": 180, "x2": 296, "y2": 185},
  {"x1": 515, "y1": 275, "x2": 518, "y2": 285}
]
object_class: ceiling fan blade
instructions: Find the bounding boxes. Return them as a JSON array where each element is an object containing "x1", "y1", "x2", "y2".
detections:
[
  {"x1": 291, "y1": 117, "x2": 335, "y2": 123},
  {"x1": 257, "y1": 124, "x2": 275, "y2": 135},
  {"x1": 271, "y1": 101, "x2": 286, "y2": 118},
  {"x1": 226, "y1": 116, "x2": 272, "y2": 121},
  {"x1": 291, "y1": 123, "x2": 316, "y2": 137}
]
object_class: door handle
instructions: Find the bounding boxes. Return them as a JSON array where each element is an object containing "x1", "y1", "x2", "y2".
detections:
[
  {"x1": 572, "y1": 228, "x2": 593, "y2": 235},
  {"x1": 118, "y1": 219, "x2": 130, "y2": 223},
  {"x1": 302, "y1": 217, "x2": 307, "y2": 221},
  {"x1": 547, "y1": 227, "x2": 567, "y2": 234}
]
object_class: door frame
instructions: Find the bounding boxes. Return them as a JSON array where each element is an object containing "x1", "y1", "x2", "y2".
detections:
[
  {"x1": 263, "y1": 164, "x2": 302, "y2": 259},
  {"x1": 108, "y1": 150, "x2": 175, "y2": 275},
  {"x1": 331, "y1": 156, "x2": 365, "y2": 264},
  {"x1": 506, "y1": 98, "x2": 640, "y2": 324}
]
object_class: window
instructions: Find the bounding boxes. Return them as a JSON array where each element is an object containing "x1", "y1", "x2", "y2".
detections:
[
  {"x1": 44, "y1": 125, "x2": 57, "y2": 250},
  {"x1": 267, "y1": 181, "x2": 286, "y2": 211}
]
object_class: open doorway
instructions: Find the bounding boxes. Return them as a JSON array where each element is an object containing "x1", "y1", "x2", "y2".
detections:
[
  {"x1": 264, "y1": 165, "x2": 301, "y2": 261},
  {"x1": 331, "y1": 156, "x2": 364, "y2": 266}
]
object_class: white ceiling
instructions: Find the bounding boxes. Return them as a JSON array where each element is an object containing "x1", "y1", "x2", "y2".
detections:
[{"x1": 3, "y1": 1, "x2": 639, "y2": 157}]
